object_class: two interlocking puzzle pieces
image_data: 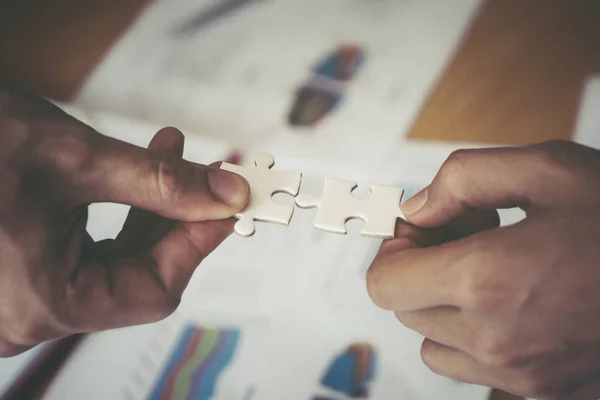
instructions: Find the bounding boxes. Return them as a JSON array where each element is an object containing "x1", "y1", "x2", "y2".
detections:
[{"x1": 220, "y1": 153, "x2": 406, "y2": 238}]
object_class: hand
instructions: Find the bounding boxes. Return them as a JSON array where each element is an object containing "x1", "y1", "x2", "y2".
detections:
[
  {"x1": 0, "y1": 84, "x2": 249, "y2": 357},
  {"x1": 366, "y1": 140, "x2": 600, "y2": 400}
]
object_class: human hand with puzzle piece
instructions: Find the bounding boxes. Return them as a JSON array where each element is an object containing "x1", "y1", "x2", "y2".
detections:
[
  {"x1": 220, "y1": 153, "x2": 406, "y2": 238},
  {"x1": 225, "y1": 143, "x2": 600, "y2": 400},
  {"x1": 0, "y1": 84, "x2": 254, "y2": 358}
]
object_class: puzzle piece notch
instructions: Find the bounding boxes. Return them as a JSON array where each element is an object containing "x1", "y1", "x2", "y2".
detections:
[
  {"x1": 295, "y1": 177, "x2": 405, "y2": 239},
  {"x1": 220, "y1": 153, "x2": 302, "y2": 237}
]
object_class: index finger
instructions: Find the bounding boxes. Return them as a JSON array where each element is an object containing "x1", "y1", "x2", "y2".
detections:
[
  {"x1": 401, "y1": 141, "x2": 600, "y2": 230},
  {"x1": 65, "y1": 130, "x2": 249, "y2": 221}
]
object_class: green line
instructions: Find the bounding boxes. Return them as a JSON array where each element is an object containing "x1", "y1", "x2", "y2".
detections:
[{"x1": 172, "y1": 329, "x2": 219, "y2": 399}]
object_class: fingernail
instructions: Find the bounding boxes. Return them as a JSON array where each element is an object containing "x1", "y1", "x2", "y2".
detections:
[
  {"x1": 401, "y1": 187, "x2": 429, "y2": 215},
  {"x1": 207, "y1": 169, "x2": 249, "y2": 209}
]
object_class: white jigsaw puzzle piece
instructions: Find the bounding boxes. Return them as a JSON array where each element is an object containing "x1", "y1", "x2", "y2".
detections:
[
  {"x1": 295, "y1": 177, "x2": 406, "y2": 239},
  {"x1": 220, "y1": 153, "x2": 302, "y2": 237}
]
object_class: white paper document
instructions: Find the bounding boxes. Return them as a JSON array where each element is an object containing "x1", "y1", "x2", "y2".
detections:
[
  {"x1": 0, "y1": 345, "x2": 48, "y2": 398},
  {"x1": 573, "y1": 76, "x2": 600, "y2": 149},
  {"x1": 74, "y1": 0, "x2": 483, "y2": 169}
]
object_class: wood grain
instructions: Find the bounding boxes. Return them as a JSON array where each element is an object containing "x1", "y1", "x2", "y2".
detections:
[
  {"x1": 0, "y1": 0, "x2": 154, "y2": 100},
  {"x1": 407, "y1": 0, "x2": 600, "y2": 145}
]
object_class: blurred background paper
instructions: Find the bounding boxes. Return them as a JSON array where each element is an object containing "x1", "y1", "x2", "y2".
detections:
[
  {"x1": 73, "y1": 0, "x2": 483, "y2": 168},
  {"x1": 0, "y1": 346, "x2": 48, "y2": 397},
  {"x1": 573, "y1": 76, "x2": 600, "y2": 149}
]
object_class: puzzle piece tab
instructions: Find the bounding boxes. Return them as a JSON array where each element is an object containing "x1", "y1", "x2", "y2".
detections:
[
  {"x1": 220, "y1": 153, "x2": 301, "y2": 237},
  {"x1": 295, "y1": 178, "x2": 405, "y2": 239}
]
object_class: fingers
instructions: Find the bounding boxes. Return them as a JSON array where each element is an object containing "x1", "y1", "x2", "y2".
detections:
[
  {"x1": 419, "y1": 339, "x2": 549, "y2": 398},
  {"x1": 400, "y1": 146, "x2": 558, "y2": 228},
  {"x1": 367, "y1": 245, "x2": 458, "y2": 311},
  {"x1": 386, "y1": 207, "x2": 499, "y2": 255},
  {"x1": 395, "y1": 307, "x2": 477, "y2": 355},
  {"x1": 368, "y1": 222, "x2": 513, "y2": 312},
  {"x1": 65, "y1": 128, "x2": 240, "y2": 330},
  {"x1": 368, "y1": 222, "x2": 452, "y2": 310},
  {"x1": 118, "y1": 128, "x2": 184, "y2": 246},
  {"x1": 147, "y1": 126, "x2": 185, "y2": 157},
  {"x1": 73, "y1": 127, "x2": 249, "y2": 222},
  {"x1": 67, "y1": 218, "x2": 235, "y2": 330},
  {"x1": 420, "y1": 339, "x2": 498, "y2": 388},
  {"x1": 149, "y1": 218, "x2": 235, "y2": 295},
  {"x1": 385, "y1": 221, "x2": 443, "y2": 250},
  {"x1": 367, "y1": 232, "x2": 470, "y2": 311},
  {"x1": 439, "y1": 208, "x2": 500, "y2": 242}
]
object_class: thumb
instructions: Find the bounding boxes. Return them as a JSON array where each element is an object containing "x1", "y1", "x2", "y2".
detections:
[
  {"x1": 399, "y1": 146, "x2": 554, "y2": 228},
  {"x1": 75, "y1": 127, "x2": 249, "y2": 221}
]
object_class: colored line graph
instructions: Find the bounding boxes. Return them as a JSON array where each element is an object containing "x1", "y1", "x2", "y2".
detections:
[
  {"x1": 288, "y1": 44, "x2": 366, "y2": 128},
  {"x1": 147, "y1": 325, "x2": 240, "y2": 400},
  {"x1": 311, "y1": 44, "x2": 366, "y2": 82}
]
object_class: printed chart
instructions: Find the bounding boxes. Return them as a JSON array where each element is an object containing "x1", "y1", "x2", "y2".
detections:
[
  {"x1": 41, "y1": 314, "x2": 258, "y2": 400},
  {"x1": 147, "y1": 325, "x2": 241, "y2": 400},
  {"x1": 288, "y1": 44, "x2": 367, "y2": 128},
  {"x1": 312, "y1": 342, "x2": 377, "y2": 399}
]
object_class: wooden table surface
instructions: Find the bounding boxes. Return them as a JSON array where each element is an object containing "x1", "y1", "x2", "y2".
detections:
[
  {"x1": 2, "y1": 1, "x2": 600, "y2": 399},
  {"x1": 408, "y1": 0, "x2": 600, "y2": 146}
]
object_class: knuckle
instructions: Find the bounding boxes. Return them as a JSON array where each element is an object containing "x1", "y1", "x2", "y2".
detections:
[
  {"x1": 35, "y1": 126, "x2": 93, "y2": 174},
  {"x1": 144, "y1": 279, "x2": 183, "y2": 320},
  {"x1": 163, "y1": 293, "x2": 182, "y2": 314},
  {"x1": 515, "y1": 374, "x2": 551, "y2": 398},
  {"x1": 441, "y1": 149, "x2": 474, "y2": 179},
  {"x1": 366, "y1": 259, "x2": 393, "y2": 310},
  {"x1": 419, "y1": 339, "x2": 433, "y2": 364},
  {"x1": 121, "y1": 291, "x2": 181, "y2": 326},
  {"x1": 3, "y1": 320, "x2": 40, "y2": 348},
  {"x1": 531, "y1": 140, "x2": 580, "y2": 179},
  {"x1": 0, "y1": 112, "x2": 97, "y2": 202},
  {"x1": 457, "y1": 253, "x2": 506, "y2": 312},
  {"x1": 153, "y1": 155, "x2": 185, "y2": 204},
  {"x1": 530, "y1": 140, "x2": 600, "y2": 204},
  {"x1": 394, "y1": 310, "x2": 417, "y2": 330},
  {"x1": 420, "y1": 339, "x2": 444, "y2": 375},
  {"x1": 460, "y1": 278, "x2": 499, "y2": 312},
  {"x1": 435, "y1": 149, "x2": 478, "y2": 195},
  {"x1": 153, "y1": 294, "x2": 181, "y2": 322},
  {"x1": 475, "y1": 334, "x2": 514, "y2": 368}
]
